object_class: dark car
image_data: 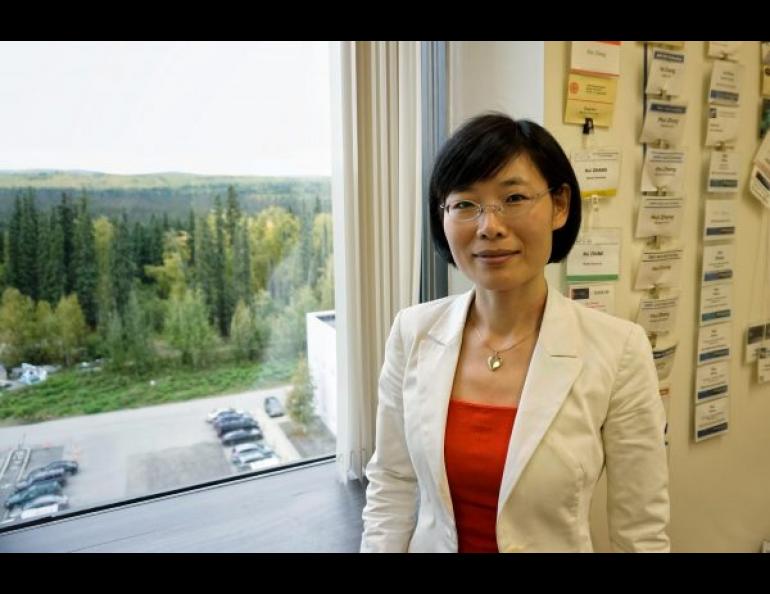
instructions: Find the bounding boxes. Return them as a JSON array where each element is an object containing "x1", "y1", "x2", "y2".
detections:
[
  {"x1": 15, "y1": 467, "x2": 68, "y2": 491},
  {"x1": 216, "y1": 418, "x2": 260, "y2": 437},
  {"x1": 220, "y1": 428, "x2": 264, "y2": 446},
  {"x1": 212, "y1": 412, "x2": 256, "y2": 429},
  {"x1": 263, "y1": 396, "x2": 285, "y2": 418},
  {"x1": 38, "y1": 460, "x2": 78, "y2": 475},
  {"x1": 5, "y1": 480, "x2": 63, "y2": 509}
]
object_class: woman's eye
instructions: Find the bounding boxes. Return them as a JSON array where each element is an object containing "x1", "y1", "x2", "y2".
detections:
[
  {"x1": 451, "y1": 201, "x2": 476, "y2": 210},
  {"x1": 504, "y1": 194, "x2": 528, "y2": 204}
]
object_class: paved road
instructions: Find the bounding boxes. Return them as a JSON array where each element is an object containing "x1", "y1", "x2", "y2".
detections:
[{"x1": 0, "y1": 385, "x2": 301, "y2": 519}]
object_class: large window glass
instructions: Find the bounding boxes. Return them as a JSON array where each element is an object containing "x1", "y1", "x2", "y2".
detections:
[{"x1": 0, "y1": 41, "x2": 336, "y2": 526}]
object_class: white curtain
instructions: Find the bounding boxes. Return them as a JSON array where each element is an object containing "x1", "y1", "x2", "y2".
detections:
[{"x1": 330, "y1": 41, "x2": 422, "y2": 483}]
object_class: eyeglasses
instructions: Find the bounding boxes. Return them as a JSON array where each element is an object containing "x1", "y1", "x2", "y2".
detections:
[{"x1": 440, "y1": 187, "x2": 555, "y2": 223}]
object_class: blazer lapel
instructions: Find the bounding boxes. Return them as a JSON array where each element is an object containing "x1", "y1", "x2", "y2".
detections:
[
  {"x1": 415, "y1": 289, "x2": 475, "y2": 518},
  {"x1": 497, "y1": 285, "x2": 584, "y2": 517}
]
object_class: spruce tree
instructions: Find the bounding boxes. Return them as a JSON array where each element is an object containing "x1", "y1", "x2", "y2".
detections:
[
  {"x1": 59, "y1": 193, "x2": 76, "y2": 295},
  {"x1": 109, "y1": 214, "x2": 135, "y2": 317},
  {"x1": 39, "y1": 209, "x2": 65, "y2": 305},
  {"x1": 74, "y1": 195, "x2": 99, "y2": 328}
]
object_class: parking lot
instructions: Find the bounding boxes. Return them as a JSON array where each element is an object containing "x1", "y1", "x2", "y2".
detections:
[{"x1": 0, "y1": 385, "x2": 302, "y2": 525}]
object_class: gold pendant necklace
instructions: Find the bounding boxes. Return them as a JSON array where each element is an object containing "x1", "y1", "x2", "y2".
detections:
[{"x1": 472, "y1": 322, "x2": 536, "y2": 372}]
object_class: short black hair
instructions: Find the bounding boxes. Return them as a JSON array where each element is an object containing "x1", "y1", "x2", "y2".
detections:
[{"x1": 428, "y1": 113, "x2": 581, "y2": 266}]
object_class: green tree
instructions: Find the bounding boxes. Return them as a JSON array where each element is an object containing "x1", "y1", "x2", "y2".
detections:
[
  {"x1": 93, "y1": 217, "x2": 114, "y2": 330},
  {"x1": 53, "y1": 294, "x2": 88, "y2": 366},
  {"x1": 0, "y1": 288, "x2": 36, "y2": 367},
  {"x1": 225, "y1": 185, "x2": 241, "y2": 249},
  {"x1": 59, "y1": 193, "x2": 76, "y2": 295},
  {"x1": 316, "y1": 254, "x2": 334, "y2": 310},
  {"x1": 230, "y1": 298, "x2": 270, "y2": 362},
  {"x1": 232, "y1": 221, "x2": 253, "y2": 308},
  {"x1": 122, "y1": 290, "x2": 154, "y2": 374},
  {"x1": 165, "y1": 289, "x2": 218, "y2": 367},
  {"x1": 73, "y1": 195, "x2": 99, "y2": 328},
  {"x1": 32, "y1": 300, "x2": 57, "y2": 362},
  {"x1": 109, "y1": 214, "x2": 135, "y2": 317},
  {"x1": 10, "y1": 191, "x2": 41, "y2": 300},
  {"x1": 144, "y1": 231, "x2": 189, "y2": 300},
  {"x1": 286, "y1": 357, "x2": 315, "y2": 433},
  {"x1": 39, "y1": 209, "x2": 65, "y2": 305},
  {"x1": 267, "y1": 285, "x2": 318, "y2": 362},
  {"x1": 213, "y1": 196, "x2": 233, "y2": 337},
  {"x1": 248, "y1": 206, "x2": 300, "y2": 294}
]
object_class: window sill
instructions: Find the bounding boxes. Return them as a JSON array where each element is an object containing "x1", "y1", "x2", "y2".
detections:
[{"x1": 0, "y1": 459, "x2": 365, "y2": 552}]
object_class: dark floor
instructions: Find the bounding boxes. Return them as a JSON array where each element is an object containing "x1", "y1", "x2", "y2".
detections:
[{"x1": 0, "y1": 459, "x2": 366, "y2": 552}]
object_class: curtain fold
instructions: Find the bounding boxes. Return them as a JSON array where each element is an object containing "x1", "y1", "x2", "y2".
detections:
[{"x1": 331, "y1": 41, "x2": 422, "y2": 483}]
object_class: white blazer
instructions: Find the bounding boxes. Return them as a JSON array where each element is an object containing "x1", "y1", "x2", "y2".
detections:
[{"x1": 360, "y1": 282, "x2": 670, "y2": 553}]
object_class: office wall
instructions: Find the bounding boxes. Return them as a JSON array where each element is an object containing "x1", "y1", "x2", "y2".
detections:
[{"x1": 448, "y1": 40, "x2": 770, "y2": 552}]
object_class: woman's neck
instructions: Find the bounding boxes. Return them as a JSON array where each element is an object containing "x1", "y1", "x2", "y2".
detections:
[{"x1": 471, "y1": 275, "x2": 548, "y2": 340}]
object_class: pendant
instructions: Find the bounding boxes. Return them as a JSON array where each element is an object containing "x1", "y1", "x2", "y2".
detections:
[{"x1": 487, "y1": 353, "x2": 502, "y2": 372}]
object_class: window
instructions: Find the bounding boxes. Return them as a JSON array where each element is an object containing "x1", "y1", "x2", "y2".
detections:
[{"x1": 0, "y1": 41, "x2": 337, "y2": 527}]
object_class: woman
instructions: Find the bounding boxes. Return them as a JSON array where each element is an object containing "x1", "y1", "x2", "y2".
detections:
[{"x1": 360, "y1": 113, "x2": 670, "y2": 553}]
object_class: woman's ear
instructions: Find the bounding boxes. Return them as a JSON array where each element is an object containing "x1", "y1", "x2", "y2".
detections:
[{"x1": 551, "y1": 184, "x2": 571, "y2": 231}]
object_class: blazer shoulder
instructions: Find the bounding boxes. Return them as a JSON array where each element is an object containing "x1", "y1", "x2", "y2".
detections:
[{"x1": 396, "y1": 293, "x2": 467, "y2": 339}]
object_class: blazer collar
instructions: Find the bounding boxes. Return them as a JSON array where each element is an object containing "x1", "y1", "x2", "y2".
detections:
[{"x1": 425, "y1": 279, "x2": 581, "y2": 358}]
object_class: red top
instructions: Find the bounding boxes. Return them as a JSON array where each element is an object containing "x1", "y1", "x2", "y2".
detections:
[{"x1": 444, "y1": 398, "x2": 517, "y2": 553}]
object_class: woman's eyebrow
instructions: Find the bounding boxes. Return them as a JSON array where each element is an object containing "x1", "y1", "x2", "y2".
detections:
[{"x1": 498, "y1": 177, "x2": 528, "y2": 187}]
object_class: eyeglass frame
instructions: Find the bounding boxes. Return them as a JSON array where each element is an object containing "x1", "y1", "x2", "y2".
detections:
[{"x1": 439, "y1": 185, "x2": 558, "y2": 223}]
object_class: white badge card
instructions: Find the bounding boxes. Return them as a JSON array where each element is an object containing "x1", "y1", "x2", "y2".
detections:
[
  {"x1": 639, "y1": 100, "x2": 688, "y2": 146},
  {"x1": 571, "y1": 41, "x2": 621, "y2": 77},
  {"x1": 705, "y1": 105, "x2": 740, "y2": 147},
  {"x1": 637, "y1": 294, "x2": 679, "y2": 335},
  {"x1": 695, "y1": 397, "x2": 729, "y2": 442},
  {"x1": 568, "y1": 283, "x2": 616, "y2": 316},
  {"x1": 758, "y1": 349, "x2": 770, "y2": 384},
  {"x1": 708, "y1": 60, "x2": 743, "y2": 106},
  {"x1": 699, "y1": 282, "x2": 732, "y2": 326},
  {"x1": 707, "y1": 41, "x2": 742, "y2": 60},
  {"x1": 749, "y1": 166, "x2": 770, "y2": 209},
  {"x1": 634, "y1": 248, "x2": 684, "y2": 290},
  {"x1": 703, "y1": 200, "x2": 736, "y2": 240},
  {"x1": 697, "y1": 322, "x2": 732, "y2": 365},
  {"x1": 641, "y1": 148, "x2": 686, "y2": 194},
  {"x1": 653, "y1": 343, "x2": 677, "y2": 380},
  {"x1": 570, "y1": 147, "x2": 621, "y2": 198},
  {"x1": 695, "y1": 360, "x2": 730, "y2": 403},
  {"x1": 707, "y1": 150, "x2": 740, "y2": 193},
  {"x1": 646, "y1": 48, "x2": 686, "y2": 97},
  {"x1": 635, "y1": 196, "x2": 684, "y2": 239},
  {"x1": 566, "y1": 229, "x2": 622, "y2": 283},
  {"x1": 702, "y1": 244, "x2": 734, "y2": 284},
  {"x1": 744, "y1": 322, "x2": 769, "y2": 365}
]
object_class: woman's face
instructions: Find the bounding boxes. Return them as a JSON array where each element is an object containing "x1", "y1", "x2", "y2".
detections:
[{"x1": 442, "y1": 153, "x2": 570, "y2": 293}]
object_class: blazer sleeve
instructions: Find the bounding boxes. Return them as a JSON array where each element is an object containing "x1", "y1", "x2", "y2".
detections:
[
  {"x1": 360, "y1": 310, "x2": 419, "y2": 552},
  {"x1": 602, "y1": 323, "x2": 671, "y2": 552}
]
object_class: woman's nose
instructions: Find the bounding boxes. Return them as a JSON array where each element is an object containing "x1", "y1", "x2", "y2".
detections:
[{"x1": 476, "y1": 206, "x2": 508, "y2": 238}]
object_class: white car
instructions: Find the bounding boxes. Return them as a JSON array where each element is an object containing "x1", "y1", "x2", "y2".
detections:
[
  {"x1": 206, "y1": 408, "x2": 246, "y2": 424},
  {"x1": 232, "y1": 442, "x2": 267, "y2": 456}
]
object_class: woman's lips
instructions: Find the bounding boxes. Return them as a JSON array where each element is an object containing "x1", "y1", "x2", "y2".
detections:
[{"x1": 474, "y1": 251, "x2": 520, "y2": 264}]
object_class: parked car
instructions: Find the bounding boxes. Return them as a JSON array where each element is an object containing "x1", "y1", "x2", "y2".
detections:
[
  {"x1": 38, "y1": 460, "x2": 79, "y2": 475},
  {"x1": 232, "y1": 448, "x2": 275, "y2": 469},
  {"x1": 20, "y1": 493, "x2": 69, "y2": 512},
  {"x1": 212, "y1": 412, "x2": 255, "y2": 430},
  {"x1": 4, "y1": 480, "x2": 63, "y2": 509},
  {"x1": 216, "y1": 418, "x2": 260, "y2": 437},
  {"x1": 231, "y1": 442, "x2": 270, "y2": 456},
  {"x1": 263, "y1": 396, "x2": 285, "y2": 418},
  {"x1": 231, "y1": 441, "x2": 273, "y2": 459},
  {"x1": 206, "y1": 408, "x2": 246, "y2": 424},
  {"x1": 220, "y1": 428, "x2": 263, "y2": 446},
  {"x1": 15, "y1": 467, "x2": 68, "y2": 491}
]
